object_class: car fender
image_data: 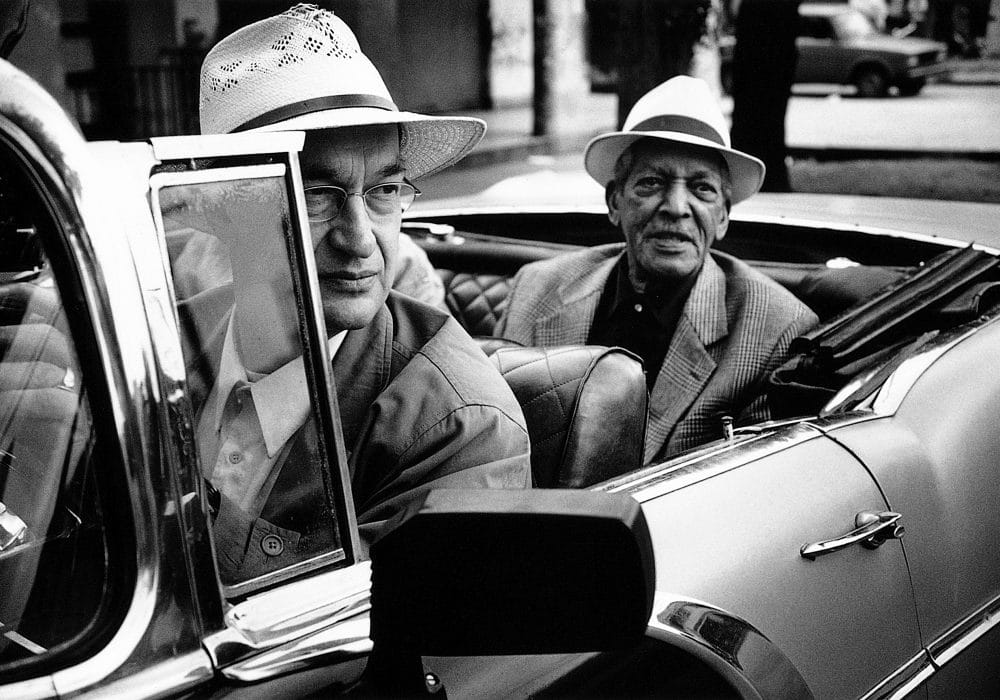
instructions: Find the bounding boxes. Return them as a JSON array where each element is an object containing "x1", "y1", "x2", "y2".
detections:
[{"x1": 646, "y1": 592, "x2": 814, "y2": 699}]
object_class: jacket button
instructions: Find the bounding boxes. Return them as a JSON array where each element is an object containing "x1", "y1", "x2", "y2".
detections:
[{"x1": 261, "y1": 534, "x2": 284, "y2": 557}]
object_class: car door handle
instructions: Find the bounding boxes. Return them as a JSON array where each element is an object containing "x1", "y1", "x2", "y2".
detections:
[{"x1": 800, "y1": 511, "x2": 905, "y2": 561}]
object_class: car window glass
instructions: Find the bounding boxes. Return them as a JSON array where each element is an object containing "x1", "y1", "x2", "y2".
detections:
[
  {"x1": 0, "y1": 158, "x2": 119, "y2": 676},
  {"x1": 799, "y1": 16, "x2": 834, "y2": 39},
  {"x1": 153, "y1": 165, "x2": 349, "y2": 596}
]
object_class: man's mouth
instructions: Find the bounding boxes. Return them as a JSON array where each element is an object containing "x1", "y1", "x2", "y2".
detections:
[
  {"x1": 648, "y1": 230, "x2": 693, "y2": 245},
  {"x1": 321, "y1": 270, "x2": 379, "y2": 292}
]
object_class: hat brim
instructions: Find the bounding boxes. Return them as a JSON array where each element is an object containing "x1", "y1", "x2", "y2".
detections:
[
  {"x1": 249, "y1": 107, "x2": 486, "y2": 180},
  {"x1": 584, "y1": 131, "x2": 766, "y2": 205}
]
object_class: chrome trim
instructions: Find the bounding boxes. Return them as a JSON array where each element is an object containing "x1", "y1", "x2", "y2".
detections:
[
  {"x1": 70, "y1": 651, "x2": 215, "y2": 700},
  {"x1": 859, "y1": 650, "x2": 935, "y2": 700},
  {"x1": 285, "y1": 148, "x2": 362, "y2": 562},
  {"x1": 150, "y1": 132, "x2": 305, "y2": 160},
  {"x1": 2, "y1": 62, "x2": 169, "y2": 696},
  {"x1": 859, "y1": 592, "x2": 1000, "y2": 698},
  {"x1": 928, "y1": 591, "x2": 1000, "y2": 668},
  {"x1": 600, "y1": 422, "x2": 823, "y2": 503},
  {"x1": 221, "y1": 614, "x2": 371, "y2": 683},
  {"x1": 824, "y1": 311, "x2": 1000, "y2": 416},
  {"x1": 646, "y1": 592, "x2": 813, "y2": 699},
  {"x1": 150, "y1": 162, "x2": 286, "y2": 188},
  {"x1": 800, "y1": 511, "x2": 904, "y2": 560},
  {"x1": 205, "y1": 561, "x2": 371, "y2": 668}
]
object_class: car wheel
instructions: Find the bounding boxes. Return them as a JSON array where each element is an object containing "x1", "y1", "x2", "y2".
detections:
[
  {"x1": 853, "y1": 67, "x2": 889, "y2": 98},
  {"x1": 897, "y1": 78, "x2": 926, "y2": 96}
]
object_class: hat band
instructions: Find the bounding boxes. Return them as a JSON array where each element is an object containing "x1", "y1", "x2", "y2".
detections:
[
  {"x1": 232, "y1": 93, "x2": 399, "y2": 132},
  {"x1": 630, "y1": 115, "x2": 725, "y2": 147}
]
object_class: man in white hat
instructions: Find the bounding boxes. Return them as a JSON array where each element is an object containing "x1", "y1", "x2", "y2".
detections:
[
  {"x1": 496, "y1": 76, "x2": 817, "y2": 463},
  {"x1": 183, "y1": 4, "x2": 529, "y2": 581}
]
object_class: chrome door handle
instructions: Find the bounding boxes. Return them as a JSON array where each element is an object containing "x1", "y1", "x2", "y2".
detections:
[{"x1": 800, "y1": 511, "x2": 905, "y2": 561}]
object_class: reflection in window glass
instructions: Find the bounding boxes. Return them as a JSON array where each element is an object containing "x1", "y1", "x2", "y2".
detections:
[
  {"x1": 158, "y1": 174, "x2": 344, "y2": 592},
  {"x1": 0, "y1": 228, "x2": 107, "y2": 669}
]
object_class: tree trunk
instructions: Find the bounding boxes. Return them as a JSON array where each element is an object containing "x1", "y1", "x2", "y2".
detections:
[
  {"x1": 729, "y1": 0, "x2": 800, "y2": 192},
  {"x1": 615, "y1": 0, "x2": 717, "y2": 126}
]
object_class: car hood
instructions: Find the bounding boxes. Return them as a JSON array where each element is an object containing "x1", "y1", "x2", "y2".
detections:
[
  {"x1": 844, "y1": 36, "x2": 945, "y2": 55},
  {"x1": 410, "y1": 170, "x2": 1000, "y2": 248}
]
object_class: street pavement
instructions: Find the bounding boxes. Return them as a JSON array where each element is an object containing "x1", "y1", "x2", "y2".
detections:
[{"x1": 448, "y1": 62, "x2": 1000, "y2": 171}]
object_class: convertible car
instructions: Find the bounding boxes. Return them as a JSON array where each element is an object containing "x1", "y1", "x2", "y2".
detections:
[{"x1": 2, "y1": 57, "x2": 1000, "y2": 699}]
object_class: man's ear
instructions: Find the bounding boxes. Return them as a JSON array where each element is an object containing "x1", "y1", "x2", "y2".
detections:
[
  {"x1": 605, "y1": 183, "x2": 621, "y2": 227},
  {"x1": 715, "y1": 203, "x2": 730, "y2": 242}
]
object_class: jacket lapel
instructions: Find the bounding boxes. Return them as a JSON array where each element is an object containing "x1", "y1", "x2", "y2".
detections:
[
  {"x1": 535, "y1": 249, "x2": 622, "y2": 345},
  {"x1": 644, "y1": 255, "x2": 728, "y2": 463}
]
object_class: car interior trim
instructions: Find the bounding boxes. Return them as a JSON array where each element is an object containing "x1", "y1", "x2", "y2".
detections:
[{"x1": 646, "y1": 591, "x2": 814, "y2": 699}]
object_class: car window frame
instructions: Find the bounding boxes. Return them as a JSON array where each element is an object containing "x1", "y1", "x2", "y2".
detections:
[{"x1": 146, "y1": 134, "x2": 362, "y2": 599}]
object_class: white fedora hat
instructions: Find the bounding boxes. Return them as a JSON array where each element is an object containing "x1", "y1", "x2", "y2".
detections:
[
  {"x1": 199, "y1": 3, "x2": 485, "y2": 180},
  {"x1": 584, "y1": 76, "x2": 765, "y2": 205}
]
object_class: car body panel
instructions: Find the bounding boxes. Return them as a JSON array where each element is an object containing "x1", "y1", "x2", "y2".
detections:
[
  {"x1": 604, "y1": 423, "x2": 921, "y2": 699},
  {"x1": 821, "y1": 315, "x2": 1000, "y2": 687}
]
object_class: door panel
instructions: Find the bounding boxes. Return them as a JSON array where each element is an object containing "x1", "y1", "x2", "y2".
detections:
[
  {"x1": 636, "y1": 432, "x2": 920, "y2": 699},
  {"x1": 826, "y1": 320, "x2": 1000, "y2": 694}
]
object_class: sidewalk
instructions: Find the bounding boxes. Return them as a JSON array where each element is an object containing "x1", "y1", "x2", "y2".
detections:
[{"x1": 451, "y1": 59, "x2": 1000, "y2": 169}]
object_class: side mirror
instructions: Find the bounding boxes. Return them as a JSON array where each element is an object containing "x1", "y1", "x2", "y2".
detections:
[{"x1": 362, "y1": 489, "x2": 655, "y2": 694}]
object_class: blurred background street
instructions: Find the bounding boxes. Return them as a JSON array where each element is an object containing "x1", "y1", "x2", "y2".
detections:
[{"x1": 5, "y1": 0, "x2": 1000, "y2": 203}]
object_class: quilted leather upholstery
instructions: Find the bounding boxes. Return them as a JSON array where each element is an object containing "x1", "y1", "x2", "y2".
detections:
[
  {"x1": 439, "y1": 270, "x2": 511, "y2": 337},
  {"x1": 489, "y1": 345, "x2": 647, "y2": 488}
]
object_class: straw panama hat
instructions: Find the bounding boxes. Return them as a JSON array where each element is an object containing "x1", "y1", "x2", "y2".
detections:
[
  {"x1": 584, "y1": 76, "x2": 765, "y2": 205},
  {"x1": 199, "y1": 4, "x2": 485, "y2": 180}
]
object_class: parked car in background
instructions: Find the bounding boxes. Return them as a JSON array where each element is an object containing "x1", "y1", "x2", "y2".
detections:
[
  {"x1": 4, "y1": 52, "x2": 1000, "y2": 698},
  {"x1": 722, "y1": 2, "x2": 950, "y2": 96}
]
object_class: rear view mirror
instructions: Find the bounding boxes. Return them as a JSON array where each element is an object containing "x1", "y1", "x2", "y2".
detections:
[{"x1": 369, "y1": 488, "x2": 655, "y2": 657}]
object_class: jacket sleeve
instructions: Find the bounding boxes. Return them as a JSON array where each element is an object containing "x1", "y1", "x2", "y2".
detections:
[{"x1": 348, "y1": 336, "x2": 531, "y2": 555}]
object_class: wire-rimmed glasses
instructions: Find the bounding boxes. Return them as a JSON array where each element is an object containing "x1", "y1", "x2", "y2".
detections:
[{"x1": 303, "y1": 182, "x2": 421, "y2": 222}]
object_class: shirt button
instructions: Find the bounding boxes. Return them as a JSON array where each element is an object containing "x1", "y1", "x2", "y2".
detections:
[
  {"x1": 634, "y1": 303, "x2": 643, "y2": 313},
  {"x1": 227, "y1": 452, "x2": 243, "y2": 464},
  {"x1": 261, "y1": 534, "x2": 284, "y2": 557}
]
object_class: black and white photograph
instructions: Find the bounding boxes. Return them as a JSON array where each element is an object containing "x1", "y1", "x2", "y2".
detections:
[{"x1": 2, "y1": 0, "x2": 999, "y2": 697}]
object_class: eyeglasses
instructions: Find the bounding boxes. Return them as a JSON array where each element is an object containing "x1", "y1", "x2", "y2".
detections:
[{"x1": 303, "y1": 182, "x2": 420, "y2": 222}]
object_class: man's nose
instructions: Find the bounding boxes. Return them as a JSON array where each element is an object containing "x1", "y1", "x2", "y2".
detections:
[
  {"x1": 321, "y1": 196, "x2": 377, "y2": 258},
  {"x1": 657, "y1": 181, "x2": 690, "y2": 218}
]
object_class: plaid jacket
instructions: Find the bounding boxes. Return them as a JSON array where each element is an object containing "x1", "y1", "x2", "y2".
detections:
[{"x1": 495, "y1": 244, "x2": 818, "y2": 463}]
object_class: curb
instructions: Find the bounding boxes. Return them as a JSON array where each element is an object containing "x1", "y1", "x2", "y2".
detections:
[{"x1": 788, "y1": 146, "x2": 1000, "y2": 161}]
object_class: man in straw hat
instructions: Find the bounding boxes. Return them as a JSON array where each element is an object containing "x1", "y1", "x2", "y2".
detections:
[
  {"x1": 497, "y1": 76, "x2": 817, "y2": 463},
  {"x1": 186, "y1": 4, "x2": 529, "y2": 580}
]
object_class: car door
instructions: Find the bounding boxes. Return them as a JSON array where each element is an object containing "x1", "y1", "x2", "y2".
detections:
[
  {"x1": 604, "y1": 422, "x2": 923, "y2": 699},
  {"x1": 822, "y1": 319, "x2": 1000, "y2": 697}
]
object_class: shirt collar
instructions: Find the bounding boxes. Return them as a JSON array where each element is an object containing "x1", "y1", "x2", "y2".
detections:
[
  {"x1": 608, "y1": 256, "x2": 695, "y2": 328},
  {"x1": 209, "y1": 314, "x2": 347, "y2": 457}
]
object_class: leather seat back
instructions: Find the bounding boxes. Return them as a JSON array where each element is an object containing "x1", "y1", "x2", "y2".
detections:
[{"x1": 488, "y1": 345, "x2": 647, "y2": 488}]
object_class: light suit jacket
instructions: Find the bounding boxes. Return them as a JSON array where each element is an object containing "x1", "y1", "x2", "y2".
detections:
[
  {"x1": 495, "y1": 244, "x2": 818, "y2": 463},
  {"x1": 180, "y1": 288, "x2": 530, "y2": 581}
]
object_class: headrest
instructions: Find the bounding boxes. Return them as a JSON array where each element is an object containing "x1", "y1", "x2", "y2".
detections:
[{"x1": 489, "y1": 345, "x2": 647, "y2": 488}]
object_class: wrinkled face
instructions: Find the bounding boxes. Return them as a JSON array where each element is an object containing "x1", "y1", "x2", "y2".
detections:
[
  {"x1": 607, "y1": 141, "x2": 730, "y2": 290},
  {"x1": 300, "y1": 125, "x2": 402, "y2": 334}
]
